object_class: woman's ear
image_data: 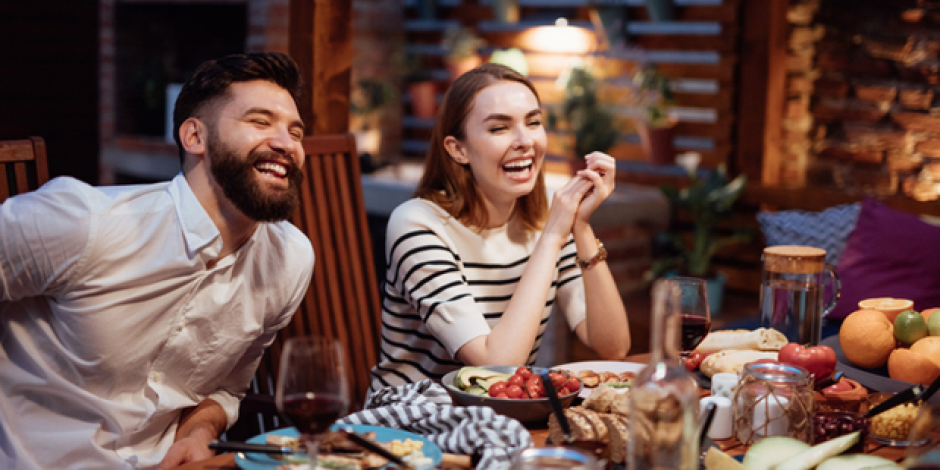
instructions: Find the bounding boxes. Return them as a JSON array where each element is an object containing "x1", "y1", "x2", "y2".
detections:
[
  {"x1": 443, "y1": 136, "x2": 469, "y2": 165},
  {"x1": 180, "y1": 117, "x2": 207, "y2": 158}
]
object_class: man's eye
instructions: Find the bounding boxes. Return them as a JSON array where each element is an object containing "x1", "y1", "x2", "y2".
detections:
[
  {"x1": 528, "y1": 120, "x2": 542, "y2": 127},
  {"x1": 489, "y1": 126, "x2": 507, "y2": 133},
  {"x1": 290, "y1": 132, "x2": 303, "y2": 141},
  {"x1": 251, "y1": 119, "x2": 270, "y2": 126}
]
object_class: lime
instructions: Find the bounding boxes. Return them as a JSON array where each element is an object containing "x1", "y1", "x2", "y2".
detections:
[
  {"x1": 929, "y1": 310, "x2": 940, "y2": 336},
  {"x1": 895, "y1": 310, "x2": 928, "y2": 346}
]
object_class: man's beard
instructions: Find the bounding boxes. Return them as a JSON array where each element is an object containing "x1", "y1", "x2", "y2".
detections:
[{"x1": 208, "y1": 135, "x2": 303, "y2": 222}]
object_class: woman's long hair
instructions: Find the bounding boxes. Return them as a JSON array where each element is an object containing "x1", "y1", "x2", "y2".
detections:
[{"x1": 413, "y1": 63, "x2": 548, "y2": 232}]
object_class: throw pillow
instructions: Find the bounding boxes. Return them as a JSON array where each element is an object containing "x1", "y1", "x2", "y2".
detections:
[
  {"x1": 827, "y1": 198, "x2": 940, "y2": 321},
  {"x1": 757, "y1": 202, "x2": 862, "y2": 266}
]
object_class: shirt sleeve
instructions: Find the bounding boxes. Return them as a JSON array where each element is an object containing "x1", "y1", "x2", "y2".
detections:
[
  {"x1": 554, "y1": 236, "x2": 586, "y2": 331},
  {"x1": 385, "y1": 202, "x2": 491, "y2": 357},
  {"x1": 0, "y1": 178, "x2": 95, "y2": 302}
]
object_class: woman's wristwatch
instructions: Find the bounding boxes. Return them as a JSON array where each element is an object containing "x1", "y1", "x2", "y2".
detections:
[{"x1": 577, "y1": 239, "x2": 608, "y2": 270}]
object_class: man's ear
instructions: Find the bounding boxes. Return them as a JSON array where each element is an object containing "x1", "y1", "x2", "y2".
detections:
[
  {"x1": 443, "y1": 136, "x2": 469, "y2": 165},
  {"x1": 180, "y1": 118, "x2": 207, "y2": 158}
]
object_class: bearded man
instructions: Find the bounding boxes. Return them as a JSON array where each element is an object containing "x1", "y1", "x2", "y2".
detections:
[{"x1": 0, "y1": 52, "x2": 315, "y2": 470}]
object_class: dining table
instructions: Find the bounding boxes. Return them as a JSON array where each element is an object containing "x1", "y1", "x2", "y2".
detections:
[{"x1": 169, "y1": 352, "x2": 915, "y2": 470}]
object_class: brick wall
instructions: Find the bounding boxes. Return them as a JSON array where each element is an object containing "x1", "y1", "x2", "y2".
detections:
[{"x1": 98, "y1": 0, "x2": 289, "y2": 184}]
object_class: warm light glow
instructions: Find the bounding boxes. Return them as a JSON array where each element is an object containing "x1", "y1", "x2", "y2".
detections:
[{"x1": 520, "y1": 22, "x2": 595, "y2": 55}]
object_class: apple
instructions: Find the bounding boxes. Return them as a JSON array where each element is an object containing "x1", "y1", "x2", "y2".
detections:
[{"x1": 777, "y1": 343, "x2": 837, "y2": 381}]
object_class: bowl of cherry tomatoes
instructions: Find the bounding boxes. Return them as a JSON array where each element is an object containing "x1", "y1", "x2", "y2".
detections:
[{"x1": 440, "y1": 365, "x2": 582, "y2": 424}]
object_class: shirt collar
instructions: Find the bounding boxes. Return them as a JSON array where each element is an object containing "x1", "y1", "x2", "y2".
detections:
[{"x1": 168, "y1": 173, "x2": 222, "y2": 259}]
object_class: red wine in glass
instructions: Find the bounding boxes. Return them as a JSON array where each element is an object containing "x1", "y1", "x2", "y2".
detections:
[
  {"x1": 280, "y1": 394, "x2": 348, "y2": 436},
  {"x1": 680, "y1": 314, "x2": 711, "y2": 352}
]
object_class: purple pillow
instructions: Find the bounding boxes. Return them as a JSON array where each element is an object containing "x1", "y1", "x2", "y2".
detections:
[{"x1": 828, "y1": 198, "x2": 940, "y2": 321}]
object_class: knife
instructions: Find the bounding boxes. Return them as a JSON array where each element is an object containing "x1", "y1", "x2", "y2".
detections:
[
  {"x1": 339, "y1": 427, "x2": 414, "y2": 470},
  {"x1": 917, "y1": 374, "x2": 940, "y2": 403},
  {"x1": 208, "y1": 440, "x2": 299, "y2": 455},
  {"x1": 864, "y1": 383, "x2": 924, "y2": 418}
]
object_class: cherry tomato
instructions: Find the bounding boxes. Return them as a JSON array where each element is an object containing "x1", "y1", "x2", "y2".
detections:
[
  {"x1": 506, "y1": 384, "x2": 524, "y2": 399},
  {"x1": 488, "y1": 381, "x2": 508, "y2": 397},
  {"x1": 508, "y1": 375, "x2": 525, "y2": 387},
  {"x1": 525, "y1": 375, "x2": 544, "y2": 398},
  {"x1": 515, "y1": 366, "x2": 533, "y2": 380},
  {"x1": 495, "y1": 393, "x2": 509, "y2": 399},
  {"x1": 558, "y1": 386, "x2": 572, "y2": 396},
  {"x1": 549, "y1": 372, "x2": 566, "y2": 388},
  {"x1": 684, "y1": 356, "x2": 698, "y2": 371},
  {"x1": 566, "y1": 377, "x2": 581, "y2": 391}
]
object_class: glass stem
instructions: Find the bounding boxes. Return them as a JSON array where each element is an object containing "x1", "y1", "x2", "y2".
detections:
[{"x1": 304, "y1": 436, "x2": 320, "y2": 466}]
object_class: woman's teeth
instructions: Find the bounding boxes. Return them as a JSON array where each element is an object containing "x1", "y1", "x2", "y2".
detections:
[{"x1": 503, "y1": 159, "x2": 533, "y2": 176}]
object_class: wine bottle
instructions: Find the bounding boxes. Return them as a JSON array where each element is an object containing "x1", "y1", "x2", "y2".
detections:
[{"x1": 627, "y1": 278, "x2": 701, "y2": 470}]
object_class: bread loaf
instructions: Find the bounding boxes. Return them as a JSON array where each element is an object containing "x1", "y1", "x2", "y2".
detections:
[
  {"x1": 696, "y1": 328, "x2": 787, "y2": 354},
  {"x1": 700, "y1": 350, "x2": 779, "y2": 377},
  {"x1": 599, "y1": 414, "x2": 630, "y2": 464}
]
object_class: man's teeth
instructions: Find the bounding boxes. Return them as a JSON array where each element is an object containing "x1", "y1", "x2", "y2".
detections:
[{"x1": 256, "y1": 162, "x2": 288, "y2": 177}]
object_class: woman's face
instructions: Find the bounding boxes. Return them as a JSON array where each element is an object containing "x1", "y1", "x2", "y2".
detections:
[{"x1": 447, "y1": 80, "x2": 547, "y2": 212}]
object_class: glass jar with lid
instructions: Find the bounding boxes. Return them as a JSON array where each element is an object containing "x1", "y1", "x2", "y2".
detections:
[{"x1": 732, "y1": 362, "x2": 815, "y2": 445}]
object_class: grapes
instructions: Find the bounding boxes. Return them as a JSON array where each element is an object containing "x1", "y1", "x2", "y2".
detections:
[{"x1": 812, "y1": 412, "x2": 870, "y2": 452}]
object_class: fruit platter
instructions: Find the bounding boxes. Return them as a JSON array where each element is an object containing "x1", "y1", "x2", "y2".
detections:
[{"x1": 823, "y1": 298, "x2": 940, "y2": 403}]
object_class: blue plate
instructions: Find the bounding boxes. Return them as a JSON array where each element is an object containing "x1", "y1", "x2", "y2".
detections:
[{"x1": 234, "y1": 424, "x2": 444, "y2": 470}]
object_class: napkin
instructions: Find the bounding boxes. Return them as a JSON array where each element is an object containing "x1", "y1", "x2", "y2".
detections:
[{"x1": 336, "y1": 380, "x2": 533, "y2": 470}]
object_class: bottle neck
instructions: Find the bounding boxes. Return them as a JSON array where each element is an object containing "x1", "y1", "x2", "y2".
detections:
[{"x1": 651, "y1": 281, "x2": 682, "y2": 363}]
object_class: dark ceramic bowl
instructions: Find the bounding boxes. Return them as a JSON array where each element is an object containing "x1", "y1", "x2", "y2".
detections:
[{"x1": 440, "y1": 365, "x2": 581, "y2": 425}]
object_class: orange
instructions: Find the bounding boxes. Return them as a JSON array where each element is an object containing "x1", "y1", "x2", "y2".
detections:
[
  {"x1": 924, "y1": 308, "x2": 940, "y2": 321},
  {"x1": 888, "y1": 349, "x2": 940, "y2": 385},
  {"x1": 858, "y1": 298, "x2": 915, "y2": 323},
  {"x1": 840, "y1": 309, "x2": 896, "y2": 368},
  {"x1": 910, "y1": 337, "x2": 940, "y2": 369}
]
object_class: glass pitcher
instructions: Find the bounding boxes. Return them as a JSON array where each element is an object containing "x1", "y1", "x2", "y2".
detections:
[{"x1": 759, "y1": 245, "x2": 841, "y2": 346}]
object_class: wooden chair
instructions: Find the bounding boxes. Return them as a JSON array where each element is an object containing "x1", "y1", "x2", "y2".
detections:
[
  {"x1": 0, "y1": 137, "x2": 49, "y2": 202},
  {"x1": 226, "y1": 134, "x2": 384, "y2": 441}
]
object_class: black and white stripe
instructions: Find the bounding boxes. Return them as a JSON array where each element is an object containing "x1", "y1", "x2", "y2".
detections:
[
  {"x1": 337, "y1": 380, "x2": 533, "y2": 470},
  {"x1": 369, "y1": 199, "x2": 585, "y2": 394}
]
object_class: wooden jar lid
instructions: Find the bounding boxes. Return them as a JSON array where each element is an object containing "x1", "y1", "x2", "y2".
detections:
[{"x1": 762, "y1": 245, "x2": 827, "y2": 274}]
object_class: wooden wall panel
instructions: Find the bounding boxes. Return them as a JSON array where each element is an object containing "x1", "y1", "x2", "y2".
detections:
[{"x1": 401, "y1": 0, "x2": 745, "y2": 172}]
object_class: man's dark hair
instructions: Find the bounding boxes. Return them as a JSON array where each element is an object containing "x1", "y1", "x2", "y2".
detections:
[{"x1": 172, "y1": 52, "x2": 304, "y2": 165}]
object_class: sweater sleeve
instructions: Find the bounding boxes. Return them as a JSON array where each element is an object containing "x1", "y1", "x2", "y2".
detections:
[
  {"x1": 384, "y1": 201, "x2": 491, "y2": 357},
  {"x1": 554, "y1": 236, "x2": 586, "y2": 331}
]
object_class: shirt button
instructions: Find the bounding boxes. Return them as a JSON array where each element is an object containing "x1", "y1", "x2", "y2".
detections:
[
  {"x1": 151, "y1": 371, "x2": 164, "y2": 383},
  {"x1": 177, "y1": 321, "x2": 185, "y2": 332}
]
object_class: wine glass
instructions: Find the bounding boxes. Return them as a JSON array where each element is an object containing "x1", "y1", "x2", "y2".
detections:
[
  {"x1": 904, "y1": 403, "x2": 940, "y2": 469},
  {"x1": 661, "y1": 277, "x2": 711, "y2": 356},
  {"x1": 276, "y1": 336, "x2": 351, "y2": 465}
]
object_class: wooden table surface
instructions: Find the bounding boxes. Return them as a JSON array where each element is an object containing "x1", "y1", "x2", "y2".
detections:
[{"x1": 169, "y1": 353, "x2": 912, "y2": 469}]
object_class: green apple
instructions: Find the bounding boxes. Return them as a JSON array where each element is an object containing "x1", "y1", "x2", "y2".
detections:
[
  {"x1": 929, "y1": 310, "x2": 940, "y2": 336},
  {"x1": 895, "y1": 310, "x2": 928, "y2": 347}
]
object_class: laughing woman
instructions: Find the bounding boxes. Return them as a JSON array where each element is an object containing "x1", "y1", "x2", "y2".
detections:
[{"x1": 368, "y1": 64, "x2": 630, "y2": 394}]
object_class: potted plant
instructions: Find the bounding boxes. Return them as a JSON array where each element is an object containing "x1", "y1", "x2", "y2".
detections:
[
  {"x1": 402, "y1": 54, "x2": 438, "y2": 119},
  {"x1": 648, "y1": 160, "x2": 752, "y2": 313},
  {"x1": 630, "y1": 62, "x2": 677, "y2": 165},
  {"x1": 350, "y1": 78, "x2": 395, "y2": 157},
  {"x1": 442, "y1": 25, "x2": 485, "y2": 82},
  {"x1": 549, "y1": 65, "x2": 621, "y2": 173}
]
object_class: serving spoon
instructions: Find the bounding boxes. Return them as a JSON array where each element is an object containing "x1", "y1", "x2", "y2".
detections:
[{"x1": 540, "y1": 372, "x2": 608, "y2": 460}]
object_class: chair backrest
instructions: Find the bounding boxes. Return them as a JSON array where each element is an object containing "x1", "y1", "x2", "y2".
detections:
[
  {"x1": 0, "y1": 137, "x2": 49, "y2": 202},
  {"x1": 228, "y1": 134, "x2": 383, "y2": 440}
]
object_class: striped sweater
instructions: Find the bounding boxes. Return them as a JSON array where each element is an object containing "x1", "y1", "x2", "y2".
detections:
[{"x1": 368, "y1": 198, "x2": 585, "y2": 394}]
